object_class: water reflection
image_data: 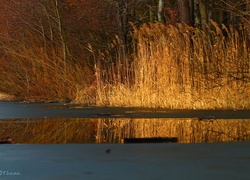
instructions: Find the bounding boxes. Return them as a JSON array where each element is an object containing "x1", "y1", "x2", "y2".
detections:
[
  {"x1": 0, "y1": 118, "x2": 249, "y2": 144},
  {"x1": 96, "y1": 118, "x2": 250, "y2": 143},
  {"x1": 0, "y1": 118, "x2": 96, "y2": 143}
]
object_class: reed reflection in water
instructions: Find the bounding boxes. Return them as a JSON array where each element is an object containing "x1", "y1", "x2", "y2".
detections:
[
  {"x1": 96, "y1": 118, "x2": 250, "y2": 143},
  {"x1": 0, "y1": 118, "x2": 249, "y2": 143}
]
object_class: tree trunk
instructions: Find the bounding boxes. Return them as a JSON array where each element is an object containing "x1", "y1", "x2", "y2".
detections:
[
  {"x1": 199, "y1": 0, "x2": 208, "y2": 27},
  {"x1": 158, "y1": 0, "x2": 164, "y2": 23},
  {"x1": 189, "y1": 0, "x2": 194, "y2": 25},
  {"x1": 149, "y1": 0, "x2": 154, "y2": 23},
  {"x1": 177, "y1": 0, "x2": 192, "y2": 25}
]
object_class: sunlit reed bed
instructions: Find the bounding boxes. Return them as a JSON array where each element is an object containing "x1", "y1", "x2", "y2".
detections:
[
  {"x1": 94, "y1": 22, "x2": 250, "y2": 109},
  {"x1": 1, "y1": 21, "x2": 249, "y2": 109}
]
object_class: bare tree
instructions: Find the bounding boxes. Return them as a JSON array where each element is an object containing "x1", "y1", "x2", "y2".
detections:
[{"x1": 158, "y1": 0, "x2": 164, "y2": 23}]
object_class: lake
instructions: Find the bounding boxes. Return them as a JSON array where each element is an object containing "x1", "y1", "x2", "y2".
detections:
[{"x1": 0, "y1": 101, "x2": 250, "y2": 179}]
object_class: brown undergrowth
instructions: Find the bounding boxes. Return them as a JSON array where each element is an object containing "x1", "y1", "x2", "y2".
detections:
[{"x1": 0, "y1": 31, "x2": 93, "y2": 102}]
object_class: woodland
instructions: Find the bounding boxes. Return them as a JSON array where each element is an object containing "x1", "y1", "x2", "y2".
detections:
[{"x1": 0, "y1": 0, "x2": 249, "y2": 109}]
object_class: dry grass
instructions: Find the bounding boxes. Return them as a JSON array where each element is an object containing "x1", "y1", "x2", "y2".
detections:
[
  {"x1": 1, "y1": 21, "x2": 249, "y2": 108},
  {"x1": 94, "y1": 22, "x2": 250, "y2": 109},
  {"x1": 96, "y1": 118, "x2": 250, "y2": 143},
  {"x1": 0, "y1": 92, "x2": 15, "y2": 101}
]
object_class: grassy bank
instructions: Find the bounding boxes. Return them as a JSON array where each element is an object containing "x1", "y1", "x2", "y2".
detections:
[
  {"x1": 95, "y1": 22, "x2": 250, "y2": 109},
  {"x1": 1, "y1": 22, "x2": 249, "y2": 109}
]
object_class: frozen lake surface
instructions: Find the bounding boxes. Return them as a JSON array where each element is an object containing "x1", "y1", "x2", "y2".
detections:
[{"x1": 0, "y1": 142, "x2": 250, "y2": 180}]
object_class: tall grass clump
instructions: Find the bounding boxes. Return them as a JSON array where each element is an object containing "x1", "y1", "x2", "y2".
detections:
[{"x1": 95, "y1": 22, "x2": 250, "y2": 109}]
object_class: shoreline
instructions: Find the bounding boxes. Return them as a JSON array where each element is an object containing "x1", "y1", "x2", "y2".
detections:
[
  {"x1": 1, "y1": 92, "x2": 250, "y2": 111},
  {"x1": 0, "y1": 101, "x2": 250, "y2": 119},
  {"x1": 0, "y1": 92, "x2": 15, "y2": 101},
  {"x1": 0, "y1": 96, "x2": 250, "y2": 111}
]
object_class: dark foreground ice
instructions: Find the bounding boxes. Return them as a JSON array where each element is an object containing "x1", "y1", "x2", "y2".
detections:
[{"x1": 0, "y1": 143, "x2": 250, "y2": 180}]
